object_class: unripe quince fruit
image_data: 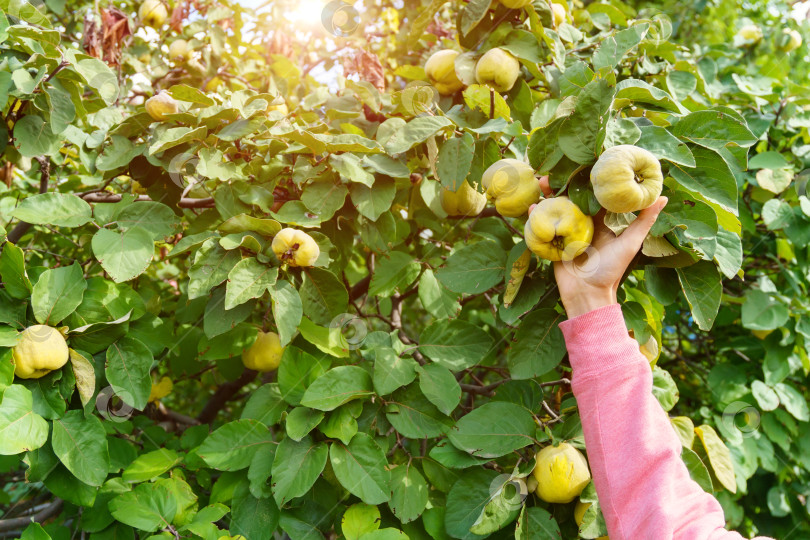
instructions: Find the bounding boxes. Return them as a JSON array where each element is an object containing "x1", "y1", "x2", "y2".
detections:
[
  {"x1": 425, "y1": 50, "x2": 465, "y2": 96},
  {"x1": 551, "y1": 3, "x2": 566, "y2": 27},
  {"x1": 590, "y1": 145, "x2": 663, "y2": 213},
  {"x1": 168, "y1": 39, "x2": 192, "y2": 62},
  {"x1": 242, "y1": 331, "x2": 284, "y2": 372},
  {"x1": 138, "y1": 0, "x2": 168, "y2": 28},
  {"x1": 574, "y1": 501, "x2": 609, "y2": 539},
  {"x1": 475, "y1": 48, "x2": 521, "y2": 93},
  {"x1": 481, "y1": 159, "x2": 542, "y2": 217},
  {"x1": 532, "y1": 442, "x2": 591, "y2": 503},
  {"x1": 500, "y1": 0, "x2": 533, "y2": 9},
  {"x1": 441, "y1": 181, "x2": 486, "y2": 216},
  {"x1": 272, "y1": 228, "x2": 320, "y2": 267},
  {"x1": 145, "y1": 90, "x2": 179, "y2": 121},
  {"x1": 524, "y1": 197, "x2": 594, "y2": 262},
  {"x1": 736, "y1": 24, "x2": 763, "y2": 45},
  {"x1": 12, "y1": 325, "x2": 70, "y2": 379},
  {"x1": 778, "y1": 29, "x2": 802, "y2": 53}
]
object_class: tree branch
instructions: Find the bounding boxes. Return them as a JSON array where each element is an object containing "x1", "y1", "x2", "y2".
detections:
[
  {"x1": 79, "y1": 192, "x2": 217, "y2": 208},
  {"x1": 197, "y1": 369, "x2": 258, "y2": 424},
  {"x1": 0, "y1": 499, "x2": 62, "y2": 532},
  {"x1": 7, "y1": 157, "x2": 50, "y2": 244}
]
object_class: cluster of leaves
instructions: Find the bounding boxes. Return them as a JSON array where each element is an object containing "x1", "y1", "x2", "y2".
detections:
[{"x1": 0, "y1": 0, "x2": 808, "y2": 539}]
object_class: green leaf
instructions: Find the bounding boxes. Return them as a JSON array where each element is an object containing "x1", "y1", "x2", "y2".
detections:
[
  {"x1": 384, "y1": 116, "x2": 453, "y2": 155},
  {"x1": 751, "y1": 380, "x2": 779, "y2": 412},
  {"x1": 386, "y1": 385, "x2": 453, "y2": 438},
  {"x1": 300, "y1": 366, "x2": 373, "y2": 411},
  {"x1": 694, "y1": 424, "x2": 736, "y2": 493},
  {"x1": 31, "y1": 263, "x2": 86, "y2": 325},
  {"x1": 515, "y1": 506, "x2": 561, "y2": 540},
  {"x1": 52, "y1": 410, "x2": 109, "y2": 486},
  {"x1": 342, "y1": 503, "x2": 380, "y2": 540},
  {"x1": 459, "y1": 0, "x2": 491, "y2": 35},
  {"x1": 301, "y1": 182, "x2": 348, "y2": 221},
  {"x1": 416, "y1": 363, "x2": 461, "y2": 415},
  {"x1": 419, "y1": 319, "x2": 494, "y2": 371},
  {"x1": 271, "y1": 435, "x2": 328, "y2": 506},
  {"x1": 681, "y1": 446, "x2": 713, "y2": 492},
  {"x1": 448, "y1": 401, "x2": 536, "y2": 458},
  {"x1": 330, "y1": 432, "x2": 390, "y2": 504},
  {"x1": 437, "y1": 133, "x2": 476, "y2": 191},
  {"x1": 350, "y1": 178, "x2": 397, "y2": 222},
  {"x1": 368, "y1": 251, "x2": 421, "y2": 298},
  {"x1": 437, "y1": 241, "x2": 506, "y2": 294},
  {"x1": 0, "y1": 385, "x2": 48, "y2": 455},
  {"x1": 116, "y1": 201, "x2": 180, "y2": 240},
  {"x1": 388, "y1": 463, "x2": 428, "y2": 523},
  {"x1": 20, "y1": 522, "x2": 51, "y2": 540},
  {"x1": 225, "y1": 258, "x2": 278, "y2": 310},
  {"x1": 463, "y1": 84, "x2": 511, "y2": 120},
  {"x1": 671, "y1": 110, "x2": 757, "y2": 170},
  {"x1": 11, "y1": 193, "x2": 92, "y2": 227},
  {"x1": 96, "y1": 136, "x2": 142, "y2": 171},
  {"x1": 122, "y1": 448, "x2": 182, "y2": 483},
  {"x1": 285, "y1": 407, "x2": 325, "y2": 441},
  {"x1": 676, "y1": 261, "x2": 722, "y2": 331},
  {"x1": 636, "y1": 125, "x2": 696, "y2": 167},
  {"x1": 651, "y1": 367, "x2": 679, "y2": 412},
  {"x1": 105, "y1": 336, "x2": 153, "y2": 410},
  {"x1": 92, "y1": 227, "x2": 154, "y2": 283},
  {"x1": 109, "y1": 482, "x2": 177, "y2": 532},
  {"x1": 0, "y1": 242, "x2": 31, "y2": 298},
  {"x1": 271, "y1": 280, "x2": 303, "y2": 346},
  {"x1": 13, "y1": 115, "x2": 60, "y2": 157},
  {"x1": 187, "y1": 239, "x2": 240, "y2": 299},
  {"x1": 559, "y1": 79, "x2": 614, "y2": 164},
  {"x1": 373, "y1": 347, "x2": 417, "y2": 396},
  {"x1": 198, "y1": 419, "x2": 273, "y2": 471},
  {"x1": 593, "y1": 24, "x2": 649, "y2": 72},
  {"x1": 418, "y1": 269, "x2": 460, "y2": 319},
  {"x1": 277, "y1": 346, "x2": 331, "y2": 406},
  {"x1": 668, "y1": 147, "x2": 738, "y2": 214},
  {"x1": 300, "y1": 268, "x2": 349, "y2": 326},
  {"x1": 614, "y1": 78, "x2": 680, "y2": 113},
  {"x1": 204, "y1": 287, "x2": 254, "y2": 339},
  {"x1": 773, "y1": 383, "x2": 810, "y2": 422},
  {"x1": 741, "y1": 290, "x2": 789, "y2": 331},
  {"x1": 507, "y1": 309, "x2": 566, "y2": 380},
  {"x1": 445, "y1": 468, "x2": 497, "y2": 540},
  {"x1": 168, "y1": 84, "x2": 215, "y2": 106},
  {"x1": 241, "y1": 383, "x2": 287, "y2": 427},
  {"x1": 232, "y1": 489, "x2": 280, "y2": 539}
]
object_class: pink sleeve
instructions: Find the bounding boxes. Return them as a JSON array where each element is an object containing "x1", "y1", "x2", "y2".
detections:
[{"x1": 558, "y1": 304, "x2": 772, "y2": 540}]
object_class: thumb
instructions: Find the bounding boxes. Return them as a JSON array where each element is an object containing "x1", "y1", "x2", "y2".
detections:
[{"x1": 621, "y1": 196, "x2": 668, "y2": 248}]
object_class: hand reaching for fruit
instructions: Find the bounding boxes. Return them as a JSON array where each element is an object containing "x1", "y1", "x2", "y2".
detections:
[{"x1": 533, "y1": 177, "x2": 668, "y2": 318}]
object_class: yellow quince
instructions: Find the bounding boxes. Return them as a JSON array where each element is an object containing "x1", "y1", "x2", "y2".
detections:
[
  {"x1": 736, "y1": 24, "x2": 763, "y2": 45},
  {"x1": 272, "y1": 228, "x2": 320, "y2": 267},
  {"x1": 145, "y1": 90, "x2": 179, "y2": 121},
  {"x1": 12, "y1": 325, "x2": 70, "y2": 379},
  {"x1": 425, "y1": 50, "x2": 465, "y2": 96},
  {"x1": 778, "y1": 29, "x2": 802, "y2": 53},
  {"x1": 481, "y1": 159, "x2": 542, "y2": 217},
  {"x1": 532, "y1": 442, "x2": 591, "y2": 503},
  {"x1": 590, "y1": 145, "x2": 663, "y2": 213},
  {"x1": 168, "y1": 39, "x2": 192, "y2": 62},
  {"x1": 475, "y1": 48, "x2": 521, "y2": 93},
  {"x1": 441, "y1": 181, "x2": 486, "y2": 217},
  {"x1": 138, "y1": 0, "x2": 168, "y2": 29},
  {"x1": 242, "y1": 331, "x2": 284, "y2": 372},
  {"x1": 524, "y1": 197, "x2": 594, "y2": 262},
  {"x1": 551, "y1": 3, "x2": 566, "y2": 27}
]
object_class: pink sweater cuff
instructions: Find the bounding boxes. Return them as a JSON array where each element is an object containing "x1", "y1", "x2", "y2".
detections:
[{"x1": 558, "y1": 304, "x2": 644, "y2": 377}]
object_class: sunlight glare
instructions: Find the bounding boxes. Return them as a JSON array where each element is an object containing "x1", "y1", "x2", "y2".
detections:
[{"x1": 283, "y1": 0, "x2": 326, "y2": 26}]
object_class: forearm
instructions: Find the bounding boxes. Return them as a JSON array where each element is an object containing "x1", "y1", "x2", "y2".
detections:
[{"x1": 559, "y1": 304, "x2": 765, "y2": 540}]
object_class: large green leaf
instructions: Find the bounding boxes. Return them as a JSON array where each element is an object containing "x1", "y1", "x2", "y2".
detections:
[
  {"x1": 0, "y1": 385, "x2": 48, "y2": 455},
  {"x1": 31, "y1": 263, "x2": 86, "y2": 325},
  {"x1": 11, "y1": 193, "x2": 92, "y2": 227},
  {"x1": 300, "y1": 268, "x2": 349, "y2": 325},
  {"x1": 91, "y1": 227, "x2": 154, "y2": 283},
  {"x1": 445, "y1": 468, "x2": 497, "y2": 540},
  {"x1": 507, "y1": 309, "x2": 566, "y2": 380},
  {"x1": 271, "y1": 435, "x2": 329, "y2": 506},
  {"x1": 300, "y1": 365, "x2": 373, "y2": 411},
  {"x1": 52, "y1": 410, "x2": 109, "y2": 486},
  {"x1": 388, "y1": 463, "x2": 428, "y2": 523},
  {"x1": 676, "y1": 261, "x2": 721, "y2": 331},
  {"x1": 197, "y1": 419, "x2": 274, "y2": 471},
  {"x1": 419, "y1": 319, "x2": 494, "y2": 371},
  {"x1": 109, "y1": 482, "x2": 177, "y2": 532},
  {"x1": 448, "y1": 401, "x2": 536, "y2": 458},
  {"x1": 330, "y1": 433, "x2": 390, "y2": 504},
  {"x1": 105, "y1": 336, "x2": 153, "y2": 410}
]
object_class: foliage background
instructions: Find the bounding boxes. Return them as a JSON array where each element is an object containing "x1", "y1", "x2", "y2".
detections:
[{"x1": 0, "y1": 0, "x2": 809, "y2": 538}]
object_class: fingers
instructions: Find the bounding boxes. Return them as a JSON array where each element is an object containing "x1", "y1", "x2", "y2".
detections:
[
  {"x1": 538, "y1": 176, "x2": 553, "y2": 197},
  {"x1": 621, "y1": 196, "x2": 668, "y2": 249}
]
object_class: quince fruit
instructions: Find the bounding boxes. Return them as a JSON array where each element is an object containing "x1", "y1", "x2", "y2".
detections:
[
  {"x1": 242, "y1": 331, "x2": 284, "y2": 372},
  {"x1": 500, "y1": 0, "x2": 533, "y2": 9},
  {"x1": 475, "y1": 48, "x2": 521, "y2": 93},
  {"x1": 268, "y1": 97, "x2": 288, "y2": 115},
  {"x1": 272, "y1": 228, "x2": 320, "y2": 267},
  {"x1": 551, "y1": 3, "x2": 566, "y2": 27},
  {"x1": 532, "y1": 442, "x2": 591, "y2": 503},
  {"x1": 138, "y1": 0, "x2": 168, "y2": 28},
  {"x1": 425, "y1": 50, "x2": 465, "y2": 96},
  {"x1": 590, "y1": 145, "x2": 663, "y2": 213},
  {"x1": 736, "y1": 24, "x2": 762, "y2": 45},
  {"x1": 525, "y1": 197, "x2": 594, "y2": 262},
  {"x1": 778, "y1": 29, "x2": 802, "y2": 53},
  {"x1": 441, "y1": 181, "x2": 486, "y2": 216},
  {"x1": 752, "y1": 329, "x2": 774, "y2": 340},
  {"x1": 481, "y1": 159, "x2": 542, "y2": 217},
  {"x1": 12, "y1": 325, "x2": 69, "y2": 379},
  {"x1": 574, "y1": 501, "x2": 609, "y2": 539},
  {"x1": 145, "y1": 90, "x2": 179, "y2": 121},
  {"x1": 205, "y1": 76, "x2": 223, "y2": 92},
  {"x1": 168, "y1": 39, "x2": 192, "y2": 62}
]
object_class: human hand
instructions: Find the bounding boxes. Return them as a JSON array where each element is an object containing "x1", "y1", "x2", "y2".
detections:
[{"x1": 533, "y1": 176, "x2": 668, "y2": 318}]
